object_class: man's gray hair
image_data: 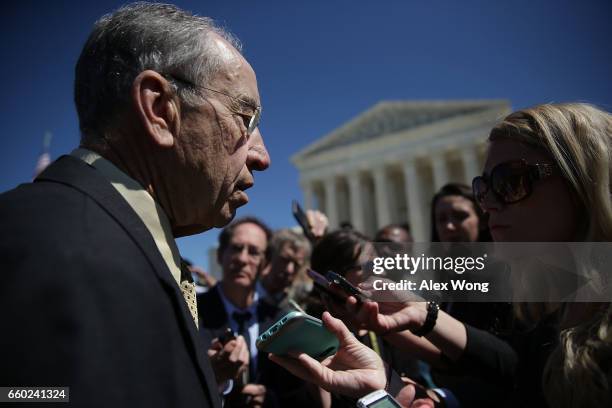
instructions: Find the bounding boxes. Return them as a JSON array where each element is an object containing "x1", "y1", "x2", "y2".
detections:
[
  {"x1": 270, "y1": 229, "x2": 311, "y2": 259},
  {"x1": 74, "y1": 2, "x2": 242, "y2": 142}
]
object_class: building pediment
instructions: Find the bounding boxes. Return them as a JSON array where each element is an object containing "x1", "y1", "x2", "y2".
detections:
[{"x1": 292, "y1": 99, "x2": 509, "y2": 167}]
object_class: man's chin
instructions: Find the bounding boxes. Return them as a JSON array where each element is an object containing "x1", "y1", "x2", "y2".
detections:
[
  {"x1": 212, "y1": 206, "x2": 237, "y2": 228},
  {"x1": 176, "y1": 199, "x2": 247, "y2": 233},
  {"x1": 230, "y1": 276, "x2": 255, "y2": 288},
  {"x1": 218, "y1": 192, "x2": 251, "y2": 224}
]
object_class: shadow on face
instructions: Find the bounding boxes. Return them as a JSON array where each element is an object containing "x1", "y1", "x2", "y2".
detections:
[{"x1": 220, "y1": 222, "x2": 268, "y2": 289}]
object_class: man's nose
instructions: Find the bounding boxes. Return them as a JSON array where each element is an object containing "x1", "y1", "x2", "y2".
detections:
[
  {"x1": 235, "y1": 247, "x2": 250, "y2": 263},
  {"x1": 247, "y1": 129, "x2": 270, "y2": 171}
]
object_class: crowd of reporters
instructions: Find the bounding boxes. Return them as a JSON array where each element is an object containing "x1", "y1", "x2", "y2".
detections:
[{"x1": 199, "y1": 103, "x2": 612, "y2": 408}]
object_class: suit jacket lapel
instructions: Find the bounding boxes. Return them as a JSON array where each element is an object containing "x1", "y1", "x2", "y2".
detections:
[
  {"x1": 256, "y1": 301, "x2": 284, "y2": 332},
  {"x1": 37, "y1": 156, "x2": 221, "y2": 407},
  {"x1": 200, "y1": 286, "x2": 232, "y2": 339},
  {"x1": 255, "y1": 301, "x2": 285, "y2": 372}
]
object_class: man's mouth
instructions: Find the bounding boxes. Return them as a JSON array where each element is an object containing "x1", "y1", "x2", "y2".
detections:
[
  {"x1": 232, "y1": 190, "x2": 249, "y2": 204},
  {"x1": 236, "y1": 177, "x2": 254, "y2": 192}
]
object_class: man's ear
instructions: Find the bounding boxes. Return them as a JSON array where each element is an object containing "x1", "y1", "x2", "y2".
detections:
[
  {"x1": 131, "y1": 70, "x2": 179, "y2": 148},
  {"x1": 258, "y1": 255, "x2": 271, "y2": 278},
  {"x1": 217, "y1": 248, "x2": 224, "y2": 266}
]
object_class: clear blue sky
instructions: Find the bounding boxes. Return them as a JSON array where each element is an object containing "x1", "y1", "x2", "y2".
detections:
[{"x1": 2, "y1": 0, "x2": 611, "y2": 269}]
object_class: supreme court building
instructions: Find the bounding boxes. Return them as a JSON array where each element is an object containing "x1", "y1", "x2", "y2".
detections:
[{"x1": 291, "y1": 99, "x2": 511, "y2": 241}]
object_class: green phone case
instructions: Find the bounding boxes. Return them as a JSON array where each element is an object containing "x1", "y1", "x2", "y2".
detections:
[{"x1": 256, "y1": 311, "x2": 339, "y2": 360}]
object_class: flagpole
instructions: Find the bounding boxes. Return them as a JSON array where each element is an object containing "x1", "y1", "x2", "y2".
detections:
[{"x1": 42, "y1": 131, "x2": 52, "y2": 152}]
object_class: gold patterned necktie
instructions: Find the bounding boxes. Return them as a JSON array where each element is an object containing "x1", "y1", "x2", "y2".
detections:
[{"x1": 180, "y1": 261, "x2": 199, "y2": 329}]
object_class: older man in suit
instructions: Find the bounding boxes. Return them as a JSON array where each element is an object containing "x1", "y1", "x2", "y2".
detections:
[{"x1": 0, "y1": 3, "x2": 269, "y2": 407}]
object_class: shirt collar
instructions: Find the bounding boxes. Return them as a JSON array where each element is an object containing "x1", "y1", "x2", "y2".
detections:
[
  {"x1": 217, "y1": 284, "x2": 259, "y2": 319},
  {"x1": 70, "y1": 148, "x2": 182, "y2": 286},
  {"x1": 256, "y1": 281, "x2": 286, "y2": 304}
]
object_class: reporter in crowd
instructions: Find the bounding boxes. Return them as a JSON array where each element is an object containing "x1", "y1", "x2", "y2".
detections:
[
  {"x1": 258, "y1": 228, "x2": 311, "y2": 309},
  {"x1": 427, "y1": 182, "x2": 513, "y2": 406}
]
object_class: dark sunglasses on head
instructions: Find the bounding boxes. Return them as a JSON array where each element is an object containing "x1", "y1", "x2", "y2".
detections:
[{"x1": 472, "y1": 159, "x2": 556, "y2": 207}]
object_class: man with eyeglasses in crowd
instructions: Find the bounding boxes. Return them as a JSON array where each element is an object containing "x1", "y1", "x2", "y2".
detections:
[
  {"x1": 0, "y1": 3, "x2": 268, "y2": 408},
  {"x1": 199, "y1": 217, "x2": 318, "y2": 407},
  {"x1": 258, "y1": 228, "x2": 311, "y2": 310}
]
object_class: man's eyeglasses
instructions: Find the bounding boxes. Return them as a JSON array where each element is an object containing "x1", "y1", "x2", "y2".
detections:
[
  {"x1": 472, "y1": 159, "x2": 556, "y2": 207},
  {"x1": 163, "y1": 74, "x2": 261, "y2": 135},
  {"x1": 228, "y1": 243, "x2": 265, "y2": 260}
]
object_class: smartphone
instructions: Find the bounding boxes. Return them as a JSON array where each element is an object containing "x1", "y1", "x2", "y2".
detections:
[
  {"x1": 256, "y1": 311, "x2": 339, "y2": 360},
  {"x1": 326, "y1": 271, "x2": 371, "y2": 303},
  {"x1": 292, "y1": 200, "x2": 316, "y2": 242},
  {"x1": 306, "y1": 268, "x2": 350, "y2": 304},
  {"x1": 357, "y1": 390, "x2": 402, "y2": 408},
  {"x1": 218, "y1": 327, "x2": 236, "y2": 345}
]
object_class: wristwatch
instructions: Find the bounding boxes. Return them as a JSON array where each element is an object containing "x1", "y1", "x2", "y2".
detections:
[
  {"x1": 356, "y1": 390, "x2": 402, "y2": 408},
  {"x1": 412, "y1": 301, "x2": 439, "y2": 337}
]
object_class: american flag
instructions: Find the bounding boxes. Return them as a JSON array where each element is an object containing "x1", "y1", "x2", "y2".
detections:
[{"x1": 33, "y1": 132, "x2": 52, "y2": 179}]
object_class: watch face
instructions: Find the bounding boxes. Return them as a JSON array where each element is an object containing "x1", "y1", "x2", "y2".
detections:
[
  {"x1": 358, "y1": 390, "x2": 404, "y2": 408},
  {"x1": 365, "y1": 395, "x2": 402, "y2": 408}
]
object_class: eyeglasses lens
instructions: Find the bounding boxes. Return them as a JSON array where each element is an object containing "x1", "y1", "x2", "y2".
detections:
[
  {"x1": 492, "y1": 162, "x2": 529, "y2": 204},
  {"x1": 247, "y1": 109, "x2": 261, "y2": 134}
]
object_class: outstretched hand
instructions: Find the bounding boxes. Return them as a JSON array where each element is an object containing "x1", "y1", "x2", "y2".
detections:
[
  {"x1": 268, "y1": 311, "x2": 386, "y2": 398},
  {"x1": 345, "y1": 278, "x2": 428, "y2": 334}
]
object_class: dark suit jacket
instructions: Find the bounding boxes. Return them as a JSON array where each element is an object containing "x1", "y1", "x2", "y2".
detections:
[
  {"x1": 198, "y1": 285, "x2": 319, "y2": 408},
  {"x1": 197, "y1": 285, "x2": 286, "y2": 383},
  {"x1": 0, "y1": 155, "x2": 221, "y2": 407}
]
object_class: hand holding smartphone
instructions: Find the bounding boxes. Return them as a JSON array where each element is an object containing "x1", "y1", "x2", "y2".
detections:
[
  {"x1": 307, "y1": 268, "x2": 350, "y2": 304},
  {"x1": 218, "y1": 327, "x2": 236, "y2": 345},
  {"x1": 256, "y1": 311, "x2": 339, "y2": 360},
  {"x1": 292, "y1": 200, "x2": 316, "y2": 242},
  {"x1": 307, "y1": 268, "x2": 371, "y2": 307},
  {"x1": 326, "y1": 271, "x2": 371, "y2": 304}
]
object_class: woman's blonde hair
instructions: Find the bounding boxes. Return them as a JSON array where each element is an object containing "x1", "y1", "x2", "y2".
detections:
[
  {"x1": 543, "y1": 304, "x2": 612, "y2": 408},
  {"x1": 489, "y1": 103, "x2": 612, "y2": 241},
  {"x1": 490, "y1": 103, "x2": 612, "y2": 407}
]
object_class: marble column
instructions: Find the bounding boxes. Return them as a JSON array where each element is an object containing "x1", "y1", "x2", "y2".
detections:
[
  {"x1": 323, "y1": 176, "x2": 339, "y2": 229},
  {"x1": 301, "y1": 181, "x2": 314, "y2": 210},
  {"x1": 431, "y1": 151, "x2": 449, "y2": 192},
  {"x1": 461, "y1": 145, "x2": 481, "y2": 184},
  {"x1": 348, "y1": 172, "x2": 365, "y2": 233},
  {"x1": 372, "y1": 165, "x2": 391, "y2": 229},
  {"x1": 402, "y1": 159, "x2": 426, "y2": 241}
]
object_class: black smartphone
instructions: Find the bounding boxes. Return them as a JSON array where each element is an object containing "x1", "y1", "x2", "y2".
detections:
[
  {"x1": 218, "y1": 327, "x2": 236, "y2": 345},
  {"x1": 307, "y1": 269, "x2": 349, "y2": 304},
  {"x1": 326, "y1": 271, "x2": 370, "y2": 303},
  {"x1": 292, "y1": 200, "x2": 316, "y2": 242}
]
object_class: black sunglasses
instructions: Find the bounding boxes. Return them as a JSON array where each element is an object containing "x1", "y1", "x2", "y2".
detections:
[{"x1": 472, "y1": 159, "x2": 556, "y2": 207}]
